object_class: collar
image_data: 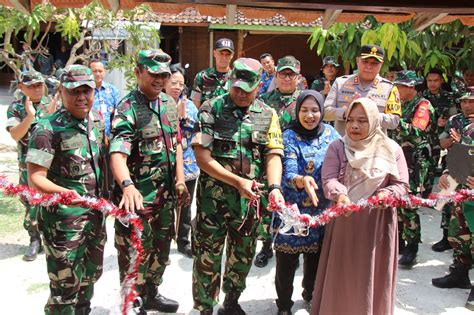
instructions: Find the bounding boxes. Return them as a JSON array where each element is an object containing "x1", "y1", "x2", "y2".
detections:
[{"x1": 354, "y1": 74, "x2": 381, "y2": 87}]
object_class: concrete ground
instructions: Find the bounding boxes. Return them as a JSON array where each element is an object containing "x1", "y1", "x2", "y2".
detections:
[{"x1": 0, "y1": 103, "x2": 473, "y2": 314}]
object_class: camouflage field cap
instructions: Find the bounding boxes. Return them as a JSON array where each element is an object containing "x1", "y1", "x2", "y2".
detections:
[
  {"x1": 60, "y1": 65, "x2": 95, "y2": 89},
  {"x1": 138, "y1": 49, "x2": 171, "y2": 75},
  {"x1": 230, "y1": 58, "x2": 262, "y2": 92},
  {"x1": 19, "y1": 69, "x2": 44, "y2": 85},
  {"x1": 360, "y1": 44, "x2": 384, "y2": 63},
  {"x1": 459, "y1": 86, "x2": 474, "y2": 100},
  {"x1": 322, "y1": 56, "x2": 339, "y2": 68},
  {"x1": 393, "y1": 70, "x2": 424, "y2": 87},
  {"x1": 277, "y1": 55, "x2": 301, "y2": 74}
]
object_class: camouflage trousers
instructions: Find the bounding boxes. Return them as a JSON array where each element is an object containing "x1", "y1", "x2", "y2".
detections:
[
  {"x1": 19, "y1": 162, "x2": 38, "y2": 232},
  {"x1": 38, "y1": 206, "x2": 106, "y2": 314},
  {"x1": 257, "y1": 194, "x2": 272, "y2": 242},
  {"x1": 448, "y1": 201, "x2": 474, "y2": 267},
  {"x1": 192, "y1": 179, "x2": 260, "y2": 311},
  {"x1": 114, "y1": 189, "x2": 175, "y2": 294},
  {"x1": 398, "y1": 207, "x2": 421, "y2": 244}
]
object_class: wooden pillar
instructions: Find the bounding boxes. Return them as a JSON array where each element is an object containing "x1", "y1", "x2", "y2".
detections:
[
  {"x1": 237, "y1": 30, "x2": 244, "y2": 58},
  {"x1": 209, "y1": 30, "x2": 214, "y2": 68}
]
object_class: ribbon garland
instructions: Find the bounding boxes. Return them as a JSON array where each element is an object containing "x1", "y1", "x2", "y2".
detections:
[
  {"x1": 270, "y1": 189, "x2": 474, "y2": 236},
  {"x1": 0, "y1": 176, "x2": 143, "y2": 315}
]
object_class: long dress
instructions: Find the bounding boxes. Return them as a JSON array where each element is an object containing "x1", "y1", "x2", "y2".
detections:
[{"x1": 311, "y1": 139, "x2": 409, "y2": 315}]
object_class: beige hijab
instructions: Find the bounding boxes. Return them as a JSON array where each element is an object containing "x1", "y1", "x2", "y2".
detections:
[{"x1": 342, "y1": 97, "x2": 399, "y2": 202}]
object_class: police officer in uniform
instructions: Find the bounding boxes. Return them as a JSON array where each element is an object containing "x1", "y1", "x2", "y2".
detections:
[
  {"x1": 392, "y1": 70, "x2": 435, "y2": 268},
  {"x1": 191, "y1": 58, "x2": 285, "y2": 315},
  {"x1": 109, "y1": 49, "x2": 189, "y2": 313},
  {"x1": 324, "y1": 44, "x2": 401, "y2": 135},
  {"x1": 310, "y1": 56, "x2": 339, "y2": 96},
  {"x1": 192, "y1": 38, "x2": 234, "y2": 108},
  {"x1": 26, "y1": 65, "x2": 106, "y2": 314},
  {"x1": 6, "y1": 69, "x2": 56, "y2": 261}
]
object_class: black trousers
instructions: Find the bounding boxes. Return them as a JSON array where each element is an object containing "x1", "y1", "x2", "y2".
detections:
[
  {"x1": 275, "y1": 250, "x2": 320, "y2": 311},
  {"x1": 177, "y1": 179, "x2": 197, "y2": 247}
]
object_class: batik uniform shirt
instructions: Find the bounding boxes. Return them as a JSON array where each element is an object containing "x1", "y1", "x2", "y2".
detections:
[
  {"x1": 191, "y1": 67, "x2": 231, "y2": 105},
  {"x1": 274, "y1": 125, "x2": 340, "y2": 254},
  {"x1": 393, "y1": 95, "x2": 436, "y2": 148},
  {"x1": 260, "y1": 88, "x2": 301, "y2": 131},
  {"x1": 93, "y1": 81, "x2": 120, "y2": 137},
  {"x1": 324, "y1": 74, "x2": 401, "y2": 135},
  {"x1": 26, "y1": 108, "x2": 106, "y2": 212},
  {"x1": 6, "y1": 95, "x2": 52, "y2": 163},
  {"x1": 180, "y1": 97, "x2": 199, "y2": 181},
  {"x1": 109, "y1": 89, "x2": 180, "y2": 206}
]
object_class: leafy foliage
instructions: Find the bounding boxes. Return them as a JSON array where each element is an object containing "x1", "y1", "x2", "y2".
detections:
[{"x1": 308, "y1": 16, "x2": 473, "y2": 76}]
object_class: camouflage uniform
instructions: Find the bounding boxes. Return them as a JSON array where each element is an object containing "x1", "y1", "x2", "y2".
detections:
[
  {"x1": 191, "y1": 59, "x2": 284, "y2": 312},
  {"x1": 25, "y1": 65, "x2": 107, "y2": 314},
  {"x1": 109, "y1": 50, "x2": 180, "y2": 296},
  {"x1": 393, "y1": 72, "x2": 436, "y2": 246},
  {"x1": 6, "y1": 92, "x2": 51, "y2": 230},
  {"x1": 191, "y1": 67, "x2": 231, "y2": 105},
  {"x1": 310, "y1": 56, "x2": 339, "y2": 96}
]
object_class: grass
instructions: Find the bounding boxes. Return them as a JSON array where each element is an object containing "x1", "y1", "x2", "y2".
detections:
[{"x1": 0, "y1": 192, "x2": 25, "y2": 237}]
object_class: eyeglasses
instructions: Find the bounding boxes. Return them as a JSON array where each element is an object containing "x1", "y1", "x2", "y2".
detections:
[{"x1": 278, "y1": 72, "x2": 298, "y2": 80}]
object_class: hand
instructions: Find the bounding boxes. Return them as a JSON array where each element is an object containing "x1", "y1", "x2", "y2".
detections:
[
  {"x1": 335, "y1": 194, "x2": 352, "y2": 216},
  {"x1": 25, "y1": 96, "x2": 36, "y2": 118},
  {"x1": 302, "y1": 176, "x2": 319, "y2": 207},
  {"x1": 323, "y1": 81, "x2": 331, "y2": 95},
  {"x1": 438, "y1": 174, "x2": 450, "y2": 190},
  {"x1": 449, "y1": 128, "x2": 461, "y2": 143},
  {"x1": 176, "y1": 182, "x2": 191, "y2": 208},
  {"x1": 467, "y1": 176, "x2": 474, "y2": 190},
  {"x1": 119, "y1": 185, "x2": 144, "y2": 212},
  {"x1": 269, "y1": 188, "x2": 285, "y2": 210},
  {"x1": 65, "y1": 189, "x2": 82, "y2": 206},
  {"x1": 375, "y1": 191, "x2": 389, "y2": 200},
  {"x1": 178, "y1": 95, "x2": 187, "y2": 120},
  {"x1": 236, "y1": 178, "x2": 262, "y2": 200},
  {"x1": 48, "y1": 93, "x2": 59, "y2": 114},
  {"x1": 437, "y1": 117, "x2": 448, "y2": 128}
]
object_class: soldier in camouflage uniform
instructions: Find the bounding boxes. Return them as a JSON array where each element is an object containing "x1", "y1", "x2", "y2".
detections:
[
  {"x1": 26, "y1": 65, "x2": 106, "y2": 315},
  {"x1": 255, "y1": 56, "x2": 301, "y2": 268},
  {"x1": 422, "y1": 68, "x2": 458, "y2": 252},
  {"x1": 392, "y1": 70, "x2": 436, "y2": 268},
  {"x1": 191, "y1": 38, "x2": 234, "y2": 108},
  {"x1": 6, "y1": 69, "x2": 56, "y2": 261},
  {"x1": 324, "y1": 45, "x2": 402, "y2": 135},
  {"x1": 432, "y1": 89, "x2": 474, "y2": 310},
  {"x1": 191, "y1": 58, "x2": 285, "y2": 315},
  {"x1": 310, "y1": 56, "x2": 339, "y2": 97},
  {"x1": 109, "y1": 50, "x2": 189, "y2": 314}
]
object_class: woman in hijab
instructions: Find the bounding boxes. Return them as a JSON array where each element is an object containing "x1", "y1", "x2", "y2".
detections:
[
  {"x1": 273, "y1": 90, "x2": 340, "y2": 315},
  {"x1": 311, "y1": 98, "x2": 409, "y2": 315}
]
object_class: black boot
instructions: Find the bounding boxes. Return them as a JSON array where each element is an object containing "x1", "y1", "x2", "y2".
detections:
[
  {"x1": 200, "y1": 310, "x2": 213, "y2": 315},
  {"x1": 217, "y1": 290, "x2": 246, "y2": 315},
  {"x1": 466, "y1": 286, "x2": 474, "y2": 311},
  {"x1": 398, "y1": 229, "x2": 406, "y2": 255},
  {"x1": 23, "y1": 228, "x2": 42, "y2": 261},
  {"x1": 431, "y1": 229, "x2": 452, "y2": 252},
  {"x1": 177, "y1": 243, "x2": 193, "y2": 258},
  {"x1": 432, "y1": 263, "x2": 471, "y2": 289},
  {"x1": 74, "y1": 303, "x2": 91, "y2": 315},
  {"x1": 398, "y1": 242, "x2": 418, "y2": 268},
  {"x1": 254, "y1": 241, "x2": 273, "y2": 268},
  {"x1": 144, "y1": 284, "x2": 179, "y2": 312}
]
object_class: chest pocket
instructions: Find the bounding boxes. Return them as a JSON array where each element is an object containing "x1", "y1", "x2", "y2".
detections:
[
  {"x1": 59, "y1": 132, "x2": 91, "y2": 178},
  {"x1": 139, "y1": 124, "x2": 164, "y2": 156},
  {"x1": 213, "y1": 118, "x2": 238, "y2": 159}
]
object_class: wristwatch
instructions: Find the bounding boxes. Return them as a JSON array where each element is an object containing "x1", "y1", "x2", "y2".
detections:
[
  {"x1": 268, "y1": 184, "x2": 282, "y2": 193},
  {"x1": 121, "y1": 179, "x2": 135, "y2": 189}
]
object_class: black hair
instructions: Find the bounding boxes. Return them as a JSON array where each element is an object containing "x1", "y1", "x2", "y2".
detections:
[
  {"x1": 170, "y1": 63, "x2": 186, "y2": 77},
  {"x1": 426, "y1": 68, "x2": 444, "y2": 77},
  {"x1": 260, "y1": 53, "x2": 273, "y2": 60}
]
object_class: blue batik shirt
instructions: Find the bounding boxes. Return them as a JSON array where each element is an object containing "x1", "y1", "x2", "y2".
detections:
[
  {"x1": 93, "y1": 81, "x2": 120, "y2": 137},
  {"x1": 181, "y1": 98, "x2": 199, "y2": 181},
  {"x1": 273, "y1": 124, "x2": 340, "y2": 254},
  {"x1": 259, "y1": 69, "x2": 275, "y2": 96}
]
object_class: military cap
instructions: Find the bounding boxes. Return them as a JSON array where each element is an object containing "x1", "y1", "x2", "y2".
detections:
[
  {"x1": 277, "y1": 55, "x2": 301, "y2": 74},
  {"x1": 459, "y1": 86, "x2": 474, "y2": 100},
  {"x1": 214, "y1": 38, "x2": 235, "y2": 53},
  {"x1": 393, "y1": 70, "x2": 424, "y2": 87},
  {"x1": 322, "y1": 56, "x2": 339, "y2": 68},
  {"x1": 19, "y1": 69, "x2": 44, "y2": 85},
  {"x1": 60, "y1": 65, "x2": 95, "y2": 89},
  {"x1": 230, "y1": 58, "x2": 262, "y2": 92},
  {"x1": 360, "y1": 44, "x2": 384, "y2": 63},
  {"x1": 138, "y1": 49, "x2": 172, "y2": 75}
]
